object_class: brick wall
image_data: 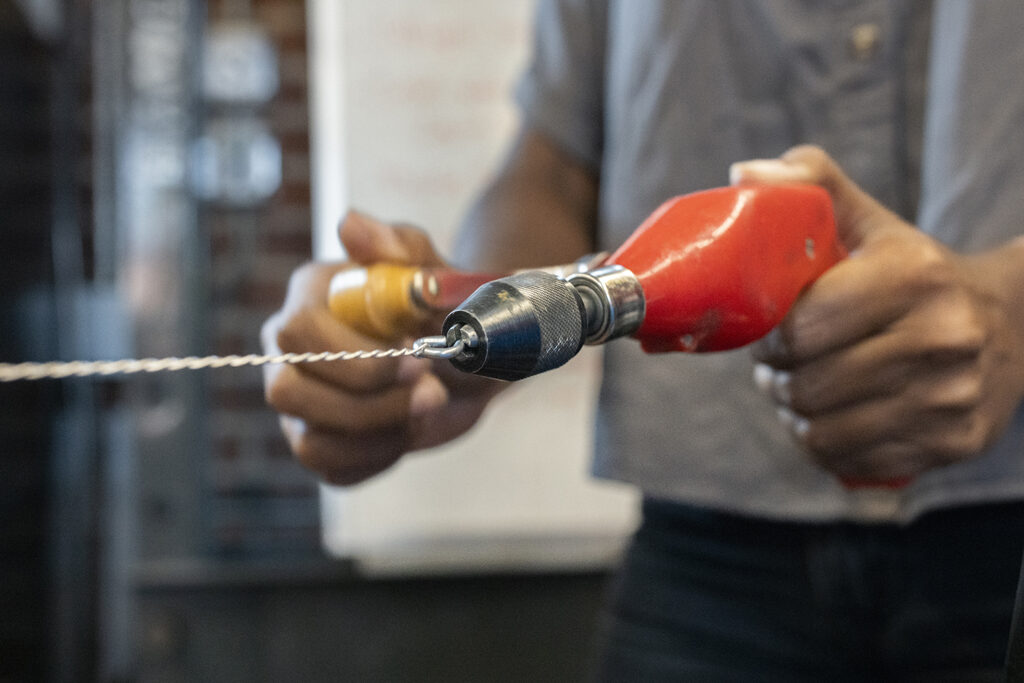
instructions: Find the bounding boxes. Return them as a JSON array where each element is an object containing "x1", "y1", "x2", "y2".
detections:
[{"x1": 204, "y1": 0, "x2": 321, "y2": 555}]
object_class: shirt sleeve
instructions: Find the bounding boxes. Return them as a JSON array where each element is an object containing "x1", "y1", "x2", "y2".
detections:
[{"x1": 515, "y1": 0, "x2": 607, "y2": 172}]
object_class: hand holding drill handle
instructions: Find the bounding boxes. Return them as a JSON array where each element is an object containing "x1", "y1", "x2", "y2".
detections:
[
  {"x1": 261, "y1": 211, "x2": 502, "y2": 486},
  {"x1": 740, "y1": 146, "x2": 1024, "y2": 485},
  {"x1": 263, "y1": 144, "x2": 1024, "y2": 488}
]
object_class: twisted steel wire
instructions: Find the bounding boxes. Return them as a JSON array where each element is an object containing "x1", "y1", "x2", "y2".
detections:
[{"x1": 0, "y1": 347, "x2": 423, "y2": 382}]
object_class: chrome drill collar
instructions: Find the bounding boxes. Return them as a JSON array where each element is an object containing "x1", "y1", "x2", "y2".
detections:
[{"x1": 566, "y1": 265, "x2": 645, "y2": 345}]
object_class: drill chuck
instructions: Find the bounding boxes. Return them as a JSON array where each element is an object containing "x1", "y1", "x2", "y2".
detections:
[{"x1": 441, "y1": 265, "x2": 644, "y2": 381}]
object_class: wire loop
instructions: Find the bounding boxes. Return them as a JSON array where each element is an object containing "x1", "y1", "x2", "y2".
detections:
[{"x1": 413, "y1": 335, "x2": 465, "y2": 360}]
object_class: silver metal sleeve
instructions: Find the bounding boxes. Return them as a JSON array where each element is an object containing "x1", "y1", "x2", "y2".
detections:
[{"x1": 566, "y1": 265, "x2": 645, "y2": 345}]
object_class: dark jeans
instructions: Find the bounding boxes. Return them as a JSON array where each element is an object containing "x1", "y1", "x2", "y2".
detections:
[{"x1": 593, "y1": 498, "x2": 1024, "y2": 682}]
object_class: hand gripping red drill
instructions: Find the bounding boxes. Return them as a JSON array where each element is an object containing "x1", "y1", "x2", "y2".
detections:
[
  {"x1": 330, "y1": 183, "x2": 843, "y2": 371},
  {"x1": 329, "y1": 183, "x2": 905, "y2": 488}
]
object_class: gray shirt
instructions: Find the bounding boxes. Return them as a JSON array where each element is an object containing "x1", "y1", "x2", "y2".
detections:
[{"x1": 516, "y1": 0, "x2": 1024, "y2": 522}]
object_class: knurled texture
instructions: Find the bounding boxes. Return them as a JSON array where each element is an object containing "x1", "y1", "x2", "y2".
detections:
[{"x1": 508, "y1": 272, "x2": 584, "y2": 373}]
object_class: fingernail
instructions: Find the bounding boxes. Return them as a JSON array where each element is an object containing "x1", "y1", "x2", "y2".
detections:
[
  {"x1": 792, "y1": 415, "x2": 810, "y2": 441},
  {"x1": 776, "y1": 405, "x2": 794, "y2": 429},
  {"x1": 772, "y1": 370, "x2": 792, "y2": 405},
  {"x1": 755, "y1": 363, "x2": 792, "y2": 405},
  {"x1": 753, "y1": 363, "x2": 773, "y2": 394},
  {"x1": 776, "y1": 406, "x2": 810, "y2": 442},
  {"x1": 409, "y1": 373, "x2": 448, "y2": 417},
  {"x1": 342, "y1": 209, "x2": 375, "y2": 237},
  {"x1": 730, "y1": 159, "x2": 810, "y2": 185},
  {"x1": 343, "y1": 211, "x2": 409, "y2": 262}
]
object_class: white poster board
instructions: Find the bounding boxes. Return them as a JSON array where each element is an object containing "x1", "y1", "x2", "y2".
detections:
[{"x1": 308, "y1": 0, "x2": 639, "y2": 575}]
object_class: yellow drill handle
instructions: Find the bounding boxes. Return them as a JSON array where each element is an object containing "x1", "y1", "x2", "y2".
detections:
[{"x1": 327, "y1": 264, "x2": 427, "y2": 340}]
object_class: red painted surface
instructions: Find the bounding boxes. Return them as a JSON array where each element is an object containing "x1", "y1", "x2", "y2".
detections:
[{"x1": 610, "y1": 184, "x2": 846, "y2": 353}]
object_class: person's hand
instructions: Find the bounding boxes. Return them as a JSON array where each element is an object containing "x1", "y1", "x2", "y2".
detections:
[
  {"x1": 732, "y1": 145, "x2": 1024, "y2": 483},
  {"x1": 261, "y1": 211, "x2": 502, "y2": 485}
]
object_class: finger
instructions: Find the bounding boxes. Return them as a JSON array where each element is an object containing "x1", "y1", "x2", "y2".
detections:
[
  {"x1": 274, "y1": 310, "x2": 408, "y2": 389},
  {"x1": 823, "y1": 442, "x2": 931, "y2": 482},
  {"x1": 339, "y1": 210, "x2": 412, "y2": 264},
  {"x1": 758, "y1": 267, "x2": 983, "y2": 370},
  {"x1": 753, "y1": 254, "x2": 913, "y2": 364},
  {"x1": 339, "y1": 210, "x2": 445, "y2": 267},
  {"x1": 267, "y1": 366, "x2": 449, "y2": 432},
  {"x1": 789, "y1": 380, "x2": 981, "y2": 475},
  {"x1": 280, "y1": 416, "x2": 407, "y2": 485},
  {"x1": 778, "y1": 145, "x2": 894, "y2": 247},
  {"x1": 404, "y1": 383, "x2": 502, "y2": 452},
  {"x1": 731, "y1": 145, "x2": 906, "y2": 249},
  {"x1": 271, "y1": 306, "x2": 420, "y2": 391},
  {"x1": 269, "y1": 259, "x2": 440, "y2": 389},
  {"x1": 753, "y1": 226, "x2": 962, "y2": 365},
  {"x1": 770, "y1": 401, "x2": 925, "y2": 481},
  {"x1": 281, "y1": 390, "x2": 491, "y2": 486},
  {"x1": 276, "y1": 309, "x2": 411, "y2": 393},
  {"x1": 279, "y1": 261, "x2": 346, "y2": 313},
  {"x1": 761, "y1": 319, "x2": 985, "y2": 418},
  {"x1": 263, "y1": 287, "x2": 409, "y2": 392},
  {"x1": 754, "y1": 337, "x2": 907, "y2": 417},
  {"x1": 392, "y1": 222, "x2": 447, "y2": 267},
  {"x1": 786, "y1": 397, "x2": 908, "y2": 473}
]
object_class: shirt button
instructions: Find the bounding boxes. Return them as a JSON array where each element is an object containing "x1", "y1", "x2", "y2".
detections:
[{"x1": 848, "y1": 23, "x2": 881, "y2": 61}]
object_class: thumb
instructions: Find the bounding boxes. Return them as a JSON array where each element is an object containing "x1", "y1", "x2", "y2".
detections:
[
  {"x1": 729, "y1": 144, "x2": 904, "y2": 250},
  {"x1": 339, "y1": 210, "x2": 444, "y2": 267}
]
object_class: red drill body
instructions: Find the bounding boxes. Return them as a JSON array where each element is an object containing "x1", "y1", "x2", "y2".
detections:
[{"x1": 610, "y1": 183, "x2": 845, "y2": 353}]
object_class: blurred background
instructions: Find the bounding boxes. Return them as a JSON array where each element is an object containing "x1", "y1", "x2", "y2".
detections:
[{"x1": 0, "y1": 0, "x2": 636, "y2": 681}]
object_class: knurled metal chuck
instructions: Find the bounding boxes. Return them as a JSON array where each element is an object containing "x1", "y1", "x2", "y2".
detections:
[{"x1": 440, "y1": 265, "x2": 645, "y2": 381}]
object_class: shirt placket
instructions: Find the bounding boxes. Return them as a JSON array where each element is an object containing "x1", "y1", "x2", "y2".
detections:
[{"x1": 822, "y1": 0, "x2": 904, "y2": 213}]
